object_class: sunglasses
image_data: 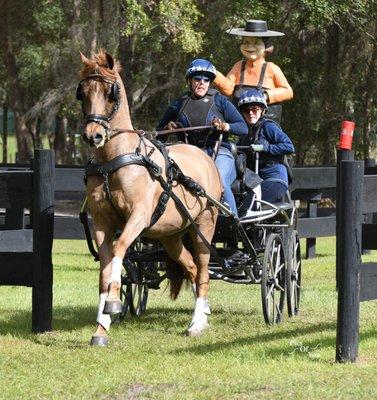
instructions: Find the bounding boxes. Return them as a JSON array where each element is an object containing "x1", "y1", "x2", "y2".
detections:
[
  {"x1": 242, "y1": 105, "x2": 263, "y2": 113},
  {"x1": 192, "y1": 75, "x2": 210, "y2": 83}
]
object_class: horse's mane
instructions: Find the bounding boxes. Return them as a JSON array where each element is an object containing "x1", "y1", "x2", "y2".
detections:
[{"x1": 80, "y1": 49, "x2": 121, "y2": 80}]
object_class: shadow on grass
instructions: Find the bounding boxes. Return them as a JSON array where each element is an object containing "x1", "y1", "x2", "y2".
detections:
[
  {"x1": 170, "y1": 321, "x2": 338, "y2": 356},
  {"x1": 303, "y1": 253, "x2": 334, "y2": 259},
  {"x1": 0, "y1": 303, "x2": 255, "y2": 339},
  {"x1": 0, "y1": 305, "x2": 97, "y2": 338}
]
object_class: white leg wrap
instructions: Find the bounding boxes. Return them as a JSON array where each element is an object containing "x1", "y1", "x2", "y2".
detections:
[
  {"x1": 96, "y1": 293, "x2": 111, "y2": 331},
  {"x1": 204, "y1": 298, "x2": 211, "y2": 315},
  {"x1": 109, "y1": 256, "x2": 122, "y2": 285},
  {"x1": 187, "y1": 297, "x2": 209, "y2": 335}
]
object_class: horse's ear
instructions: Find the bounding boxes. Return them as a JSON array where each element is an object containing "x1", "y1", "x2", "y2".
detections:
[
  {"x1": 80, "y1": 51, "x2": 90, "y2": 64},
  {"x1": 105, "y1": 52, "x2": 115, "y2": 70}
]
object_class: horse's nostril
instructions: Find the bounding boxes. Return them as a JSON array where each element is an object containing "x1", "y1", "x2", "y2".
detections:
[{"x1": 93, "y1": 133, "x2": 103, "y2": 144}]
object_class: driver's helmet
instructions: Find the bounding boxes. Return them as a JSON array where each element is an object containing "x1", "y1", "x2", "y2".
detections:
[
  {"x1": 185, "y1": 59, "x2": 216, "y2": 82},
  {"x1": 238, "y1": 88, "x2": 268, "y2": 110}
]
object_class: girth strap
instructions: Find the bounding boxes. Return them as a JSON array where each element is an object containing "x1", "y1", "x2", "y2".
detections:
[{"x1": 85, "y1": 153, "x2": 160, "y2": 177}]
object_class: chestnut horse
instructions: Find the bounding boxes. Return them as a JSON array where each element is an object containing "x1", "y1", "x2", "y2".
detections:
[{"x1": 77, "y1": 50, "x2": 222, "y2": 346}]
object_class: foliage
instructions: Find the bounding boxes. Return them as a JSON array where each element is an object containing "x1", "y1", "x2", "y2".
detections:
[{"x1": 0, "y1": 0, "x2": 376, "y2": 164}]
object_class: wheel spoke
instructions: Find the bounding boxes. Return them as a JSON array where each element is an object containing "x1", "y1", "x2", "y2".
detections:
[{"x1": 267, "y1": 282, "x2": 275, "y2": 299}]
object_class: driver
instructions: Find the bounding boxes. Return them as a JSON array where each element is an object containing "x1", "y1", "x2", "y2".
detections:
[{"x1": 157, "y1": 58, "x2": 248, "y2": 215}]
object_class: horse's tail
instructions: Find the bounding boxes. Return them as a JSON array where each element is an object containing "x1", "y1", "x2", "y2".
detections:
[{"x1": 165, "y1": 256, "x2": 186, "y2": 300}]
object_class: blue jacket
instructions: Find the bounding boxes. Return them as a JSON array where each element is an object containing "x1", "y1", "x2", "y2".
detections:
[
  {"x1": 239, "y1": 117, "x2": 295, "y2": 186},
  {"x1": 157, "y1": 89, "x2": 248, "y2": 149}
]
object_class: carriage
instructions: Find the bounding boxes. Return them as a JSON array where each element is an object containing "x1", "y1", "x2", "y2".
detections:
[
  {"x1": 77, "y1": 50, "x2": 301, "y2": 345},
  {"x1": 81, "y1": 140, "x2": 302, "y2": 326}
]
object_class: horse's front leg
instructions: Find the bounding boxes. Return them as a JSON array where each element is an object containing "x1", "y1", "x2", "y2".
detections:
[
  {"x1": 103, "y1": 211, "x2": 148, "y2": 315},
  {"x1": 91, "y1": 227, "x2": 115, "y2": 347}
]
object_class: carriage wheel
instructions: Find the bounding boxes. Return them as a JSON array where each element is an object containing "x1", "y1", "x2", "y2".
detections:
[
  {"x1": 261, "y1": 233, "x2": 286, "y2": 325},
  {"x1": 128, "y1": 282, "x2": 149, "y2": 316},
  {"x1": 286, "y1": 230, "x2": 301, "y2": 316},
  {"x1": 117, "y1": 275, "x2": 132, "y2": 322},
  {"x1": 117, "y1": 238, "x2": 150, "y2": 321},
  {"x1": 127, "y1": 238, "x2": 149, "y2": 317}
]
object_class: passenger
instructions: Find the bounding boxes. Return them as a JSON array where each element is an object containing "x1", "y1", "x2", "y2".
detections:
[
  {"x1": 237, "y1": 89, "x2": 294, "y2": 204},
  {"x1": 213, "y1": 19, "x2": 293, "y2": 123},
  {"x1": 157, "y1": 58, "x2": 248, "y2": 215}
]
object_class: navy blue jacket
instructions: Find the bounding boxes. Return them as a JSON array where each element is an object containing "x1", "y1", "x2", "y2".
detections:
[
  {"x1": 157, "y1": 89, "x2": 248, "y2": 149},
  {"x1": 239, "y1": 118, "x2": 295, "y2": 186}
]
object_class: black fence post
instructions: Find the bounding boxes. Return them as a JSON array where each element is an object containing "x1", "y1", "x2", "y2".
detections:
[
  {"x1": 32, "y1": 150, "x2": 55, "y2": 333},
  {"x1": 336, "y1": 149, "x2": 354, "y2": 288},
  {"x1": 305, "y1": 199, "x2": 317, "y2": 259},
  {"x1": 362, "y1": 159, "x2": 375, "y2": 255},
  {"x1": 335, "y1": 160, "x2": 363, "y2": 363}
]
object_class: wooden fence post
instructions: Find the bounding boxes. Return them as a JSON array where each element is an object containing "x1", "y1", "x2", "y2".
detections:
[
  {"x1": 32, "y1": 150, "x2": 55, "y2": 333},
  {"x1": 335, "y1": 160, "x2": 363, "y2": 362},
  {"x1": 306, "y1": 199, "x2": 318, "y2": 259},
  {"x1": 336, "y1": 149, "x2": 354, "y2": 288}
]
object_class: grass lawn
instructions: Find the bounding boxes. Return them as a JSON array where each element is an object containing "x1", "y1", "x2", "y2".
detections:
[
  {"x1": 1, "y1": 237, "x2": 377, "y2": 399},
  {"x1": 0, "y1": 135, "x2": 51, "y2": 163}
]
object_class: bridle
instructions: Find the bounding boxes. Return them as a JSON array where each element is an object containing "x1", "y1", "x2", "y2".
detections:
[{"x1": 76, "y1": 73, "x2": 128, "y2": 141}]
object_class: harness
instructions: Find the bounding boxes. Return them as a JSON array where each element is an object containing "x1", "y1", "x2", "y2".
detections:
[
  {"x1": 85, "y1": 137, "x2": 173, "y2": 229},
  {"x1": 78, "y1": 73, "x2": 231, "y2": 268},
  {"x1": 83, "y1": 136, "x2": 228, "y2": 268}
]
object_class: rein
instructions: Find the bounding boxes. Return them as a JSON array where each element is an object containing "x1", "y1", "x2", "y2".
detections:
[{"x1": 78, "y1": 73, "x2": 215, "y2": 142}]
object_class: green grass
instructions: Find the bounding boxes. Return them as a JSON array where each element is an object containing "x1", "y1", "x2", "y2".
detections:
[
  {"x1": 0, "y1": 135, "x2": 50, "y2": 163},
  {"x1": 0, "y1": 135, "x2": 17, "y2": 163},
  {"x1": 1, "y1": 237, "x2": 377, "y2": 399}
]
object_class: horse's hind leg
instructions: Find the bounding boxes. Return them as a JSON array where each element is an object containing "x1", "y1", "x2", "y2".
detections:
[
  {"x1": 186, "y1": 206, "x2": 218, "y2": 336},
  {"x1": 159, "y1": 234, "x2": 198, "y2": 298}
]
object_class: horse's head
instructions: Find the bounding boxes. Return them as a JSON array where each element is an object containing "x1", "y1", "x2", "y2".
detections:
[{"x1": 77, "y1": 50, "x2": 124, "y2": 148}]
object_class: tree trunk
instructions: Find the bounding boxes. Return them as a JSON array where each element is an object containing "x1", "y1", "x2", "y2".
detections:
[
  {"x1": 54, "y1": 114, "x2": 67, "y2": 164},
  {"x1": 118, "y1": 1, "x2": 135, "y2": 109},
  {"x1": 362, "y1": 41, "x2": 377, "y2": 159},
  {"x1": 13, "y1": 111, "x2": 32, "y2": 162},
  {"x1": 320, "y1": 23, "x2": 340, "y2": 165},
  {"x1": 2, "y1": 102, "x2": 8, "y2": 163},
  {"x1": 0, "y1": 0, "x2": 32, "y2": 162}
]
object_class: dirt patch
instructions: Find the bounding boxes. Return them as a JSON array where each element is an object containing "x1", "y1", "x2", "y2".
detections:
[{"x1": 102, "y1": 382, "x2": 175, "y2": 400}]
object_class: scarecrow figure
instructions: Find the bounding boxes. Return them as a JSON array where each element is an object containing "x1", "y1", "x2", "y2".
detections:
[{"x1": 214, "y1": 19, "x2": 293, "y2": 122}]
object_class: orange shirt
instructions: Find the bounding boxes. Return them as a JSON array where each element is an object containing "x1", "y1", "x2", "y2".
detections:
[{"x1": 214, "y1": 57, "x2": 293, "y2": 104}]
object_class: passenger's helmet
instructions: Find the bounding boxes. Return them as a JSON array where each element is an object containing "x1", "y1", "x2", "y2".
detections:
[
  {"x1": 238, "y1": 88, "x2": 268, "y2": 109},
  {"x1": 185, "y1": 59, "x2": 217, "y2": 82}
]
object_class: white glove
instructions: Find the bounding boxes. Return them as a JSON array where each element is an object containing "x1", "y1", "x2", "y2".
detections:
[{"x1": 250, "y1": 144, "x2": 263, "y2": 152}]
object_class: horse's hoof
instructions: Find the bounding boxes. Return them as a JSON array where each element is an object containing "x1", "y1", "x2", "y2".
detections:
[
  {"x1": 103, "y1": 300, "x2": 122, "y2": 315},
  {"x1": 186, "y1": 322, "x2": 209, "y2": 337},
  {"x1": 90, "y1": 334, "x2": 108, "y2": 347}
]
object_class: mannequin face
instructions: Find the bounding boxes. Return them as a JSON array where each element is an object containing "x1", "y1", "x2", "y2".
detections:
[{"x1": 240, "y1": 37, "x2": 265, "y2": 61}]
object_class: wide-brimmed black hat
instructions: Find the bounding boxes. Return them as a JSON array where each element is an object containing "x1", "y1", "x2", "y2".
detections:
[{"x1": 227, "y1": 19, "x2": 284, "y2": 37}]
